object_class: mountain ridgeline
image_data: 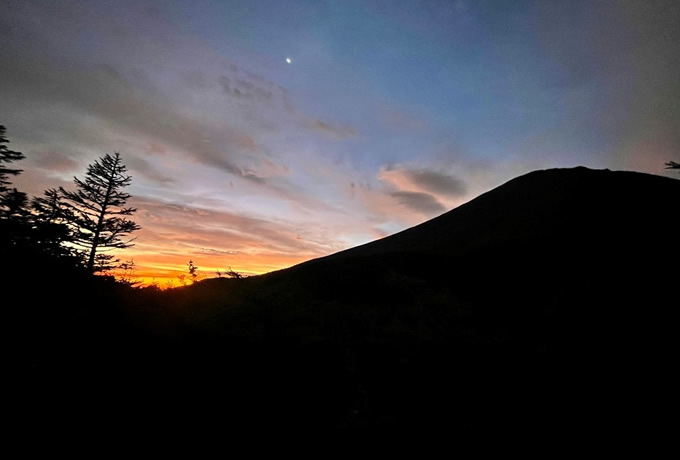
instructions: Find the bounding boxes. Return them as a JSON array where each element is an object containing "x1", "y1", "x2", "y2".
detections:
[{"x1": 13, "y1": 167, "x2": 679, "y2": 440}]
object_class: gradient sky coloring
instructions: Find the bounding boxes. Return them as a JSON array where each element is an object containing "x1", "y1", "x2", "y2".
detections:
[{"x1": 2, "y1": 0, "x2": 679, "y2": 285}]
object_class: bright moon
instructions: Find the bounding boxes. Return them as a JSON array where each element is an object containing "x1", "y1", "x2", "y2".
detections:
[{"x1": 286, "y1": 57, "x2": 292, "y2": 64}]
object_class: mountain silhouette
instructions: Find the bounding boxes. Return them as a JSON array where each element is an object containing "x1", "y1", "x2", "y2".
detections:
[
  {"x1": 298, "y1": 165, "x2": 676, "y2": 262},
  {"x1": 169, "y1": 166, "x2": 676, "y2": 438},
  {"x1": 256, "y1": 166, "x2": 677, "y2": 343},
  {"x1": 11, "y1": 166, "x2": 679, "y2": 442}
]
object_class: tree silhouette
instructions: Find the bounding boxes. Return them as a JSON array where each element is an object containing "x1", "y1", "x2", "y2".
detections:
[
  {"x1": 0, "y1": 126, "x2": 31, "y2": 250},
  {"x1": 0, "y1": 125, "x2": 25, "y2": 194},
  {"x1": 117, "y1": 259, "x2": 140, "y2": 287},
  {"x1": 0, "y1": 187, "x2": 29, "y2": 220},
  {"x1": 216, "y1": 267, "x2": 243, "y2": 279},
  {"x1": 188, "y1": 260, "x2": 199, "y2": 284},
  {"x1": 666, "y1": 161, "x2": 680, "y2": 172},
  {"x1": 60, "y1": 152, "x2": 140, "y2": 272},
  {"x1": 32, "y1": 188, "x2": 69, "y2": 223},
  {"x1": 224, "y1": 267, "x2": 243, "y2": 279},
  {"x1": 31, "y1": 188, "x2": 77, "y2": 258},
  {"x1": 0, "y1": 187, "x2": 30, "y2": 250}
]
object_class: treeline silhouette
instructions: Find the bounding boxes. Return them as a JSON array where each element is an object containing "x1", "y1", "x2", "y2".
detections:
[
  {"x1": 2, "y1": 126, "x2": 157, "y2": 442},
  {"x1": 1, "y1": 126, "x2": 139, "y2": 276},
  {"x1": 5, "y1": 125, "x2": 679, "y2": 443}
]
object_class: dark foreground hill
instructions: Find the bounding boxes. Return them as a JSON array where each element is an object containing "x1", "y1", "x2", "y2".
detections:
[{"x1": 9, "y1": 167, "x2": 679, "y2": 443}]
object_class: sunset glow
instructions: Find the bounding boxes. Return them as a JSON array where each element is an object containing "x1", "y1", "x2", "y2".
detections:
[{"x1": 2, "y1": 1, "x2": 678, "y2": 286}]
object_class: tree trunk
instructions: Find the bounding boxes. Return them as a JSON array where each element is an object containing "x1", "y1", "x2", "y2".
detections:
[{"x1": 86, "y1": 171, "x2": 115, "y2": 271}]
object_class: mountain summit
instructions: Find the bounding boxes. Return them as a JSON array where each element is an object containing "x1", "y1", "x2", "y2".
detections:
[
  {"x1": 302, "y1": 166, "x2": 678, "y2": 264},
  {"x1": 269, "y1": 166, "x2": 677, "y2": 330}
]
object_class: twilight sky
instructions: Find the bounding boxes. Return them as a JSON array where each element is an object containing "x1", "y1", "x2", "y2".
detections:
[{"x1": 2, "y1": 0, "x2": 679, "y2": 285}]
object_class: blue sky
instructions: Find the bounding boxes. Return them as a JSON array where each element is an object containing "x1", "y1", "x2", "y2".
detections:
[{"x1": 2, "y1": 0, "x2": 678, "y2": 283}]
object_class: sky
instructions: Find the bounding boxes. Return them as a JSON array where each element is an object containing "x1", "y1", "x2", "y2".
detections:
[{"x1": 2, "y1": 0, "x2": 679, "y2": 285}]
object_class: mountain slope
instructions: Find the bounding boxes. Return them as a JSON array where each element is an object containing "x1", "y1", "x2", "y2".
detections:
[
  {"x1": 299, "y1": 165, "x2": 677, "y2": 262},
  {"x1": 16, "y1": 166, "x2": 678, "y2": 440},
  {"x1": 239, "y1": 166, "x2": 678, "y2": 433},
  {"x1": 259, "y1": 166, "x2": 677, "y2": 328},
  {"x1": 157, "y1": 166, "x2": 674, "y2": 436}
]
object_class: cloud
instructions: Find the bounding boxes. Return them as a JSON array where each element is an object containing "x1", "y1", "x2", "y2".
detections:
[
  {"x1": 307, "y1": 119, "x2": 357, "y2": 140},
  {"x1": 354, "y1": 161, "x2": 498, "y2": 229},
  {"x1": 131, "y1": 195, "x2": 342, "y2": 258},
  {"x1": 31, "y1": 151, "x2": 80, "y2": 174},
  {"x1": 379, "y1": 164, "x2": 467, "y2": 198},
  {"x1": 389, "y1": 190, "x2": 446, "y2": 215},
  {"x1": 391, "y1": 166, "x2": 466, "y2": 197},
  {"x1": 0, "y1": 3, "x2": 282, "y2": 186},
  {"x1": 196, "y1": 248, "x2": 239, "y2": 256},
  {"x1": 345, "y1": 175, "x2": 447, "y2": 233},
  {"x1": 2, "y1": 54, "x2": 293, "y2": 191},
  {"x1": 0, "y1": 0, "x2": 365, "y2": 208},
  {"x1": 217, "y1": 68, "x2": 357, "y2": 141},
  {"x1": 121, "y1": 191, "x2": 377, "y2": 282},
  {"x1": 126, "y1": 157, "x2": 175, "y2": 185},
  {"x1": 218, "y1": 74, "x2": 277, "y2": 104}
]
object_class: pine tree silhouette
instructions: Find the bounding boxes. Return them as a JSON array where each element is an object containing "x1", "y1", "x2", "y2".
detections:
[
  {"x1": 0, "y1": 125, "x2": 30, "y2": 250},
  {"x1": 0, "y1": 125, "x2": 25, "y2": 194},
  {"x1": 60, "y1": 152, "x2": 140, "y2": 272}
]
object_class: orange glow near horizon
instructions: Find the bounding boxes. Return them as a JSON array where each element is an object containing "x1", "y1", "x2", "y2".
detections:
[{"x1": 110, "y1": 251, "x2": 314, "y2": 288}]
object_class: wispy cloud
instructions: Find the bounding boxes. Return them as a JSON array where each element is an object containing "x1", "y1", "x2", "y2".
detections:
[
  {"x1": 127, "y1": 157, "x2": 176, "y2": 185},
  {"x1": 306, "y1": 119, "x2": 358, "y2": 140},
  {"x1": 380, "y1": 165, "x2": 467, "y2": 197},
  {"x1": 125, "y1": 195, "x2": 344, "y2": 282},
  {"x1": 389, "y1": 190, "x2": 446, "y2": 215},
  {"x1": 31, "y1": 151, "x2": 80, "y2": 174},
  {"x1": 0, "y1": 0, "x2": 356, "y2": 193}
]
